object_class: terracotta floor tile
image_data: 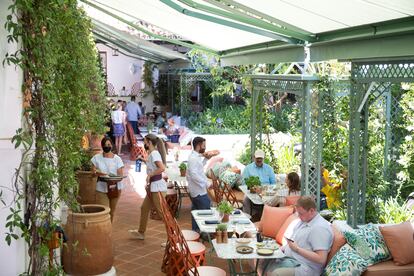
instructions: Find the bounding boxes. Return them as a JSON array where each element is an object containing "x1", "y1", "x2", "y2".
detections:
[{"x1": 112, "y1": 156, "x2": 230, "y2": 275}]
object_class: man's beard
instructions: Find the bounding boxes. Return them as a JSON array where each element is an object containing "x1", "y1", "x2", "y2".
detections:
[{"x1": 199, "y1": 148, "x2": 206, "y2": 154}]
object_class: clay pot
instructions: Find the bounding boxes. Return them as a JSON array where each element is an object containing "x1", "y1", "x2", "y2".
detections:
[
  {"x1": 180, "y1": 169, "x2": 186, "y2": 177},
  {"x1": 222, "y1": 231, "x2": 228, "y2": 243},
  {"x1": 62, "y1": 205, "x2": 113, "y2": 275},
  {"x1": 47, "y1": 231, "x2": 62, "y2": 249},
  {"x1": 221, "y1": 213, "x2": 230, "y2": 223},
  {"x1": 216, "y1": 230, "x2": 222, "y2": 243},
  {"x1": 76, "y1": 171, "x2": 97, "y2": 205}
]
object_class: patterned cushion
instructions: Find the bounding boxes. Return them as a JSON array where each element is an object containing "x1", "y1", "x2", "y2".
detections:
[
  {"x1": 324, "y1": 244, "x2": 369, "y2": 276},
  {"x1": 211, "y1": 161, "x2": 230, "y2": 178},
  {"x1": 219, "y1": 170, "x2": 243, "y2": 188},
  {"x1": 344, "y1": 223, "x2": 391, "y2": 265}
]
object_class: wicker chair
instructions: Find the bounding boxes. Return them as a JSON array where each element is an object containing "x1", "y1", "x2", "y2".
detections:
[
  {"x1": 125, "y1": 122, "x2": 146, "y2": 161},
  {"x1": 158, "y1": 193, "x2": 225, "y2": 276},
  {"x1": 107, "y1": 82, "x2": 115, "y2": 96}
]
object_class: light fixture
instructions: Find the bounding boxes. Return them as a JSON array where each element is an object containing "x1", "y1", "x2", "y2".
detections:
[{"x1": 112, "y1": 48, "x2": 119, "y2": 56}]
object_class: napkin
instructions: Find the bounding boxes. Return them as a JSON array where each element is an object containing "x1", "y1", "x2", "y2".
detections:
[
  {"x1": 233, "y1": 219, "x2": 251, "y2": 224},
  {"x1": 197, "y1": 210, "x2": 213, "y2": 215},
  {"x1": 204, "y1": 220, "x2": 220, "y2": 224}
]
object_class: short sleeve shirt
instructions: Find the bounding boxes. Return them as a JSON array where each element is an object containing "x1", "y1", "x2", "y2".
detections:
[
  {"x1": 285, "y1": 214, "x2": 333, "y2": 275},
  {"x1": 91, "y1": 154, "x2": 124, "y2": 192},
  {"x1": 147, "y1": 151, "x2": 167, "y2": 192}
]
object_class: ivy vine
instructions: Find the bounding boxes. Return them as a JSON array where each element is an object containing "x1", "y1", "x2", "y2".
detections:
[{"x1": 3, "y1": 0, "x2": 107, "y2": 274}]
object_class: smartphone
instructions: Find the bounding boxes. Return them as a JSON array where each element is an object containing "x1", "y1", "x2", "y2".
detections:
[{"x1": 285, "y1": 236, "x2": 294, "y2": 242}]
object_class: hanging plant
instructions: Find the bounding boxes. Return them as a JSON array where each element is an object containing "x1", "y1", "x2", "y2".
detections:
[
  {"x1": 143, "y1": 61, "x2": 154, "y2": 91},
  {"x1": 3, "y1": 0, "x2": 107, "y2": 274}
]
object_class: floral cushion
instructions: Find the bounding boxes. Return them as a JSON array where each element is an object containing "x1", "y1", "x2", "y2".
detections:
[
  {"x1": 211, "y1": 161, "x2": 231, "y2": 178},
  {"x1": 324, "y1": 244, "x2": 369, "y2": 276},
  {"x1": 219, "y1": 170, "x2": 243, "y2": 188},
  {"x1": 344, "y1": 223, "x2": 391, "y2": 265}
]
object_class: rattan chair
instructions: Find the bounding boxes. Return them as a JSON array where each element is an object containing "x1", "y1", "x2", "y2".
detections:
[{"x1": 158, "y1": 193, "x2": 225, "y2": 276}]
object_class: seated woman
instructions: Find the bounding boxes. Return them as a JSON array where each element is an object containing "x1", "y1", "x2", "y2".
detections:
[
  {"x1": 263, "y1": 172, "x2": 300, "y2": 207},
  {"x1": 155, "y1": 111, "x2": 167, "y2": 128}
]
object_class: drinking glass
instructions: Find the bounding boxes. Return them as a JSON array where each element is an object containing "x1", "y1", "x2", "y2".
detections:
[{"x1": 236, "y1": 223, "x2": 245, "y2": 238}]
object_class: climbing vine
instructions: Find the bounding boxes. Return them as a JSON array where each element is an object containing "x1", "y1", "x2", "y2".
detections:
[{"x1": 3, "y1": 0, "x2": 107, "y2": 274}]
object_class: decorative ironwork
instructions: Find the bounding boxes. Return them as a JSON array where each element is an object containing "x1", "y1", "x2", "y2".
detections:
[
  {"x1": 348, "y1": 59, "x2": 414, "y2": 227},
  {"x1": 250, "y1": 74, "x2": 322, "y2": 206}
]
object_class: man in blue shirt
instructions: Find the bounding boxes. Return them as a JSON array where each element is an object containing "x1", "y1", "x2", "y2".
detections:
[
  {"x1": 242, "y1": 149, "x2": 276, "y2": 219},
  {"x1": 125, "y1": 96, "x2": 142, "y2": 134}
]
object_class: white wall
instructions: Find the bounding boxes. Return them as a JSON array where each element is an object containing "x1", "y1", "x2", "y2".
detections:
[
  {"x1": 97, "y1": 43, "x2": 161, "y2": 112},
  {"x1": 97, "y1": 43, "x2": 144, "y2": 95},
  {"x1": 0, "y1": 0, "x2": 27, "y2": 275}
]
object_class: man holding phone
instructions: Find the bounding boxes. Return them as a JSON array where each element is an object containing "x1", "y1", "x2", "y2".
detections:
[{"x1": 266, "y1": 196, "x2": 333, "y2": 275}]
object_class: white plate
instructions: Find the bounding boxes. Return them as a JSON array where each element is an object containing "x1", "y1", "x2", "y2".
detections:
[{"x1": 236, "y1": 238, "x2": 251, "y2": 244}]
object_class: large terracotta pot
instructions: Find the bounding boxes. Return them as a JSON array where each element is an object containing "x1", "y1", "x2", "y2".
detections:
[
  {"x1": 62, "y1": 205, "x2": 113, "y2": 275},
  {"x1": 76, "y1": 171, "x2": 97, "y2": 205}
]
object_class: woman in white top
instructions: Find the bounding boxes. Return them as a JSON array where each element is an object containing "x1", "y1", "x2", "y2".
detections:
[
  {"x1": 128, "y1": 133, "x2": 167, "y2": 240},
  {"x1": 111, "y1": 102, "x2": 126, "y2": 155},
  {"x1": 264, "y1": 172, "x2": 301, "y2": 207},
  {"x1": 91, "y1": 136, "x2": 124, "y2": 222}
]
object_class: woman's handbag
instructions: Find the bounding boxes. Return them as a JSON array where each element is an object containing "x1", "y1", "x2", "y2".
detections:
[{"x1": 106, "y1": 181, "x2": 119, "y2": 199}]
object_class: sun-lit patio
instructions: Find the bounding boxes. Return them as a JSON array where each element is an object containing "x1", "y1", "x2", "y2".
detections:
[{"x1": 1, "y1": 1, "x2": 414, "y2": 276}]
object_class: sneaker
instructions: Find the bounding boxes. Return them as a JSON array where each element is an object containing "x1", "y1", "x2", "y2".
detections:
[{"x1": 128, "y1": 229, "x2": 145, "y2": 240}]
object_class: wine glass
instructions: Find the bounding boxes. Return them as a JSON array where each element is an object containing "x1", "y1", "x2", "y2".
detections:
[{"x1": 236, "y1": 223, "x2": 245, "y2": 238}]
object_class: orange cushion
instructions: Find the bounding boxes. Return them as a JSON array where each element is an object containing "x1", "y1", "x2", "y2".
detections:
[
  {"x1": 285, "y1": 195, "x2": 301, "y2": 206},
  {"x1": 261, "y1": 206, "x2": 294, "y2": 238},
  {"x1": 275, "y1": 212, "x2": 299, "y2": 245},
  {"x1": 379, "y1": 221, "x2": 414, "y2": 266},
  {"x1": 327, "y1": 226, "x2": 347, "y2": 263}
]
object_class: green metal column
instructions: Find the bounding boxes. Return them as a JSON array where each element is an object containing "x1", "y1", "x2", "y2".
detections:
[
  {"x1": 383, "y1": 88, "x2": 392, "y2": 178},
  {"x1": 301, "y1": 82, "x2": 313, "y2": 197},
  {"x1": 250, "y1": 87, "x2": 259, "y2": 158},
  {"x1": 347, "y1": 78, "x2": 368, "y2": 227},
  {"x1": 300, "y1": 82, "x2": 322, "y2": 208}
]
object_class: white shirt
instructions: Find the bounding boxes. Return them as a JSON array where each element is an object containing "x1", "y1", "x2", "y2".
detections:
[
  {"x1": 111, "y1": 110, "x2": 125, "y2": 124},
  {"x1": 91, "y1": 154, "x2": 124, "y2": 192},
  {"x1": 147, "y1": 151, "x2": 167, "y2": 192},
  {"x1": 186, "y1": 150, "x2": 209, "y2": 198}
]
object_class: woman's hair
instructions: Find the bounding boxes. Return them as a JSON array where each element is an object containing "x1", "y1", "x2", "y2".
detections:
[
  {"x1": 145, "y1": 133, "x2": 167, "y2": 165},
  {"x1": 101, "y1": 136, "x2": 113, "y2": 149},
  {"x1": 286, "y1": 172, "x2": 300, "y2": 193}
]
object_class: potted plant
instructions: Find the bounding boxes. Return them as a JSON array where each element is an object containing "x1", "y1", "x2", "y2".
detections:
[
  {"x1": 76, "y1": 149, "x2": 98, "y2": 205},
  {"x1": 215, "y1": 223, "x2": 227, "y2": 244},
  {"x1": 179, "y1": 162, "x2": 187, "y2": 177},
  {"x1": 245, "y1": 176, "x2": 261, "y2": 193},
  {"x1": 217, "y1": 200, "x2": 233, "y2": 223}
]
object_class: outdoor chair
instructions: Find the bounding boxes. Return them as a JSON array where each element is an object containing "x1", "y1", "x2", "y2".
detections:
[
  {"x1": 131, "y1": 82, "x2": 141, "y2": 96},
  {"x1": 158, "y1": 193, "x2": 225, "y2": 276},
  {"x1": 173, "y1": 179, "x2": 191, "y2": 218},
  {"x1": 125, "y1": 122, "x2": 146, "y2": 161},
  {"x1": 107, "y1": 82, "x2": 115, "y2": 96},
  {"x1": 210, "y1": 173, "x2": 223, "y2": 205},
  {"x1": 220, "y1": 181, "x2": 243, "y2": 209}
]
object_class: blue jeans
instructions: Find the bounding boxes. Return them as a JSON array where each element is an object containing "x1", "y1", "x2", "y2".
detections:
[
  {"x1": 129, "y1": 120, "x2": 139, "y2": 134},
  {"x1": 191, "y1": 194, "x2": 211, "y2": 232}
]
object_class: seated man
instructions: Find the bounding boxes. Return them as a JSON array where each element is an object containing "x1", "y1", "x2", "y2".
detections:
[
  {"x1": 242, "y1": 149, "x2": 276, "y2": 218},
  {"x1": 265, "y1": 196, "x2": 333, "y2": 276}
]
